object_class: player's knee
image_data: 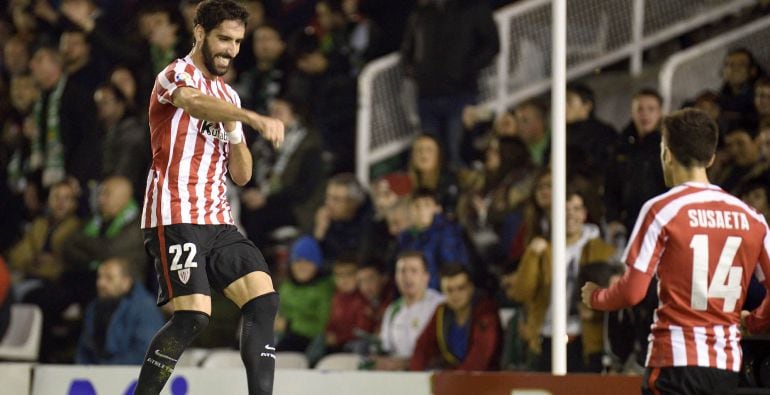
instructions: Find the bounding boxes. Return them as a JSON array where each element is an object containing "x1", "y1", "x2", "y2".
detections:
[
  {"x1": 240, "y1": 292, "x2": 278, "y2": 344},
  {"x1": 172, "y1": 310, "x2": 210, "y2": 338},
  {"x1": 242, "y1": 292, "x2": 279, "y2": 323}
]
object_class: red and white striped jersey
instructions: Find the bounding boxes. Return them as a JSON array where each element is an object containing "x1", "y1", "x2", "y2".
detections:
[
  {"x1": 623, "y1": 182, "x2": 770, "y2": 371},
  {"x1": 141, "y1": 56, "x2": 243, "y2": 228}
]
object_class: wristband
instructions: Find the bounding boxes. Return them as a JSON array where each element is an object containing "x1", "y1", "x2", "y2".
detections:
[{"x1": 228, "y1": 127, "x2": 244, "y2": 145}]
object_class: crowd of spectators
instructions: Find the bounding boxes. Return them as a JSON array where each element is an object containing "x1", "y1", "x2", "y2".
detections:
[{"x1": 0, "y1": 0, "x2": 769, "y2": 377}]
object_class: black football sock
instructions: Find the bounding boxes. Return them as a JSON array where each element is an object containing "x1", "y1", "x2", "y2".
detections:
[
  {"x1": 133, "y1": 310, "x2": 210, "y2": 395},
  {"x1": 240, "y1": 292, "x2": 279, "y2": 395}
]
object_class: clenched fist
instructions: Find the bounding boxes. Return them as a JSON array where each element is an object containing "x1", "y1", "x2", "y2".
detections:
[{"x1": 248, "y1": 113, "x2": 284, "y2": 148}]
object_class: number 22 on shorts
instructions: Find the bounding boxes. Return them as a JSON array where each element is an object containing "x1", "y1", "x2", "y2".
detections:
[{"x1": 169, "y1": 243, "x2": 198, "y2": 284}]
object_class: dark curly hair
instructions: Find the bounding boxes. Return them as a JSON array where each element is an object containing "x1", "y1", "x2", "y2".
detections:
[{"x1": 194, "y1": 0, "x2": 249, "y2": 32}]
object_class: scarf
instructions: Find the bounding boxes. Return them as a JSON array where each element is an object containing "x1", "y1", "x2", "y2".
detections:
[
  {"x1": 269, "y1": 123, "x2": 306, "y2": 192},
  {"x1": 31, "y1": 76, "x2": 67, "y2": 188},
  {"x1": 83, "y1": 199, "x2": 139, "y2": 238}
]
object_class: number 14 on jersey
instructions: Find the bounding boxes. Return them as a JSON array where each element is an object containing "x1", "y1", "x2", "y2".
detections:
[{"x1": 690, "y1": 235, "x2": 743, "y2": 312}]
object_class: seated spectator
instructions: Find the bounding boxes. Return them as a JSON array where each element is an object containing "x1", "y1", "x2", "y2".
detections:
[
  {"x1": 375, "y1": 199, "x2": 414, "y2": 271},
  {"x1": 4, "y1": 74, "x2": 39, "y2": 203},
  {"x1": 461, "y1": 105, "x2": 518, "y2": 165},
  {"x1": 75, "y1": 257, "x2": 164, "y2": 365},
  {"x1": 711, "y1": 128, "x2": 768, "y2": 194},
  {"x1": 688, "y1": 90, "x2": 731, "y2": 146},
  {"x1": 375, "y1": 251, "x2": 444, "y2": 370},
  {"x1": 313, "y1": 173, "x2": 373, "y2": 265},
  {"x1": 755, "y1": 78, "x2": 770, "y2": 129},
  {"x1": 718, "y1": 48, "x2": 761, "y2": 129},
  {"x1": 7, "y1": 180, "x2": 82, "y2": 362},
  {"x1": 514, "y1": 98, "x2": 550, "y2": 166},
  {"x1": 28, "y1": 46, "x2": 100, "y2": 207},
  {"x1": 410, "y1": 264, "x2": 501, "y2": 371},
  {"x1": 738, "y1": 178, "x2": 770, "y2": 222},
  {"x1": 276, "y1": 236, "x2": 334, "y2": 353},
  {"x1": 397, "y1": 189, "x2": 471, "y2": 290},
  {"x1": 325, "y1": 253, "x2": 368, "y2": 353},
  {"x1": 241, "y1": 95, "x2": 326, "y2": 246},
  {"x1": 506, "y1": 168, "x2": 551, "y2": 262},
  {"x1": 354, "y1": 259, "x2": 393, "y2": 339},
  {"x1": 8, "y1": 180, "x2": 81, "y2": 295},
  {"x1": 62, "y1": 176, "x2": 146, "y2": 305},
  {"x1": 59, "y1": 27, "x2": 108, "y2": 95},
  {"x1": 109, "y1": 66, "x2": 140, "y2": 113},
  {"x1": 407, "y1": 134, "x2": 460, "y2": 216},
  {"x1": 457, "y1": 136, "x2": 535, "y2": 268},
  {"x1": 234, "y1": 22, "x2": 289, "y2": 115},
  {"x1": 94, "y1": 83, "x2": 151, "y2": 204},
  {"x1": 505, "y1": 190, "x2": 614, "y2": 372},
  {"x1": 2, "y1": 35, "x2": 30, "y2": 80},
  {"x1": 360, "y1": 172, "x2": 413, "y2": 265}
]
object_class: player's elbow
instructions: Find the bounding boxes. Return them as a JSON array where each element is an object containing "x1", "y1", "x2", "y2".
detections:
[
  {"x1": 231, "y1": 172, "x2": 251, "y2": 187},
  {"x1": 627, "y1": 286, "x2": 648, "y2": 306}
]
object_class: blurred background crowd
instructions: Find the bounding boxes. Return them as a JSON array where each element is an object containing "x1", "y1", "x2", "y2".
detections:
[{"x1": 1, "y1": 0, "x2": 770, "y2": 376}]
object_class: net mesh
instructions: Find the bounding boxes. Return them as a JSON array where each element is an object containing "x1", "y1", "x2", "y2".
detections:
[{"x1": 369, "y1": 60, "x2": 417, "y2": 150}]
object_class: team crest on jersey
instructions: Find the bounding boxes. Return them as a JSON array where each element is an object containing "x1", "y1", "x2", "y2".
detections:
[
  {"x1": 178, "y1": 268, "x2": 191, "y2": 284},
  {"x1": 175, "y1": 71, "x2": 194, "y2": 86},
  {"x1": 200, "y1": 121, "x2": 228, "y2": 142}
]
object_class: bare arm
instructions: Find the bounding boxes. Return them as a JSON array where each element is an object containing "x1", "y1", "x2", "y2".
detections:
[
  {"x1": 171, "y1": 87, "x2": 284, "y2": 145},
  {"x1": 228, "y1": 125, "x2": 252, "y2": 186}
]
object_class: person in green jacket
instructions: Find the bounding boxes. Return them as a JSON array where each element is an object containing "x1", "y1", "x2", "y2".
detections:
[{"x1": 275, "y1": 235, "x2": 334, "y2": 352}]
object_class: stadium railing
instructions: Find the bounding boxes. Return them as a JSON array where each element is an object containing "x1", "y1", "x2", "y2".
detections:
[
  {"x1": 659, "y1": 15, "x2": 770, "y2": 113},
  {"x1": 356, "y1": 0, "x2": 759, "y2": 185}
]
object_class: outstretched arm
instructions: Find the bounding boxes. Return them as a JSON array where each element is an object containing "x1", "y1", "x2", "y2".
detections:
[{"x1": 582, "y1": 268, "x2": 652, "y2": 311}]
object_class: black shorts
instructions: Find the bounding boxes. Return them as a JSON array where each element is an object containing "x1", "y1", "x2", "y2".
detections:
[
  {"x1": 642, "y1": 366, "x2": 739, "y2": 395},
  {"x1": 143, "y1": 224, "x2": 270, "y2": 306}
]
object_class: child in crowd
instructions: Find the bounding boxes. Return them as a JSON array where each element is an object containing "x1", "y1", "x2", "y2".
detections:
[
  {"x1": 276, "y1": 236, "x2": 334, "y2": 353},
  {"x1": 325, "y1": 253, "x2": 367, "y2": 353}
]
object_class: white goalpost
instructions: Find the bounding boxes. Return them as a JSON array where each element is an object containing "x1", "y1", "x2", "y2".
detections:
[{"x1": 550, "y1": 0, "x2": 567, "y2": 376}]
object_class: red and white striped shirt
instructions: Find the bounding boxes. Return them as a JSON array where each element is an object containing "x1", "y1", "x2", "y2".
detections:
[
  {"x1": 593, "y1": 182, "x2": 770, "y2": 371},
  {"x1": 141, "y1": 56, "x2": 243, "y2": 228}
]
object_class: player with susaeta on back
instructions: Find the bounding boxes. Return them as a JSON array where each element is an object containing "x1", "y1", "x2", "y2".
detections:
[{"x1": 582, "y1": 108, "x2": 770, "y2": 394}]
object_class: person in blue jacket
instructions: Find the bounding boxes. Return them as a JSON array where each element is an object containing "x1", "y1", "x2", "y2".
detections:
[
  {"x1": 76, "y1": 257, "x2": 164, "y2": 364},
  {"x1": 397, "y1": 188, "x2": 471, "y2": 289}
]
